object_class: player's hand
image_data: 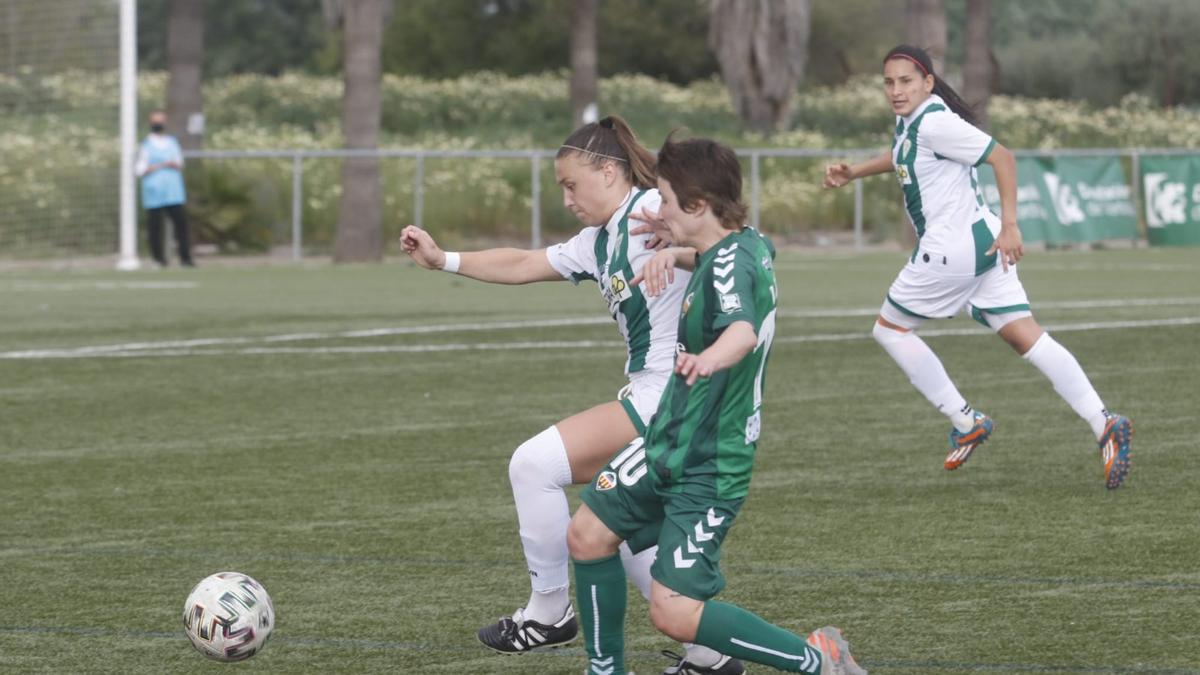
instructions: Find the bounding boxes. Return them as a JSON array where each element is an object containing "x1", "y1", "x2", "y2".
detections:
[
  {"x1": 986, "y1": 223, "x2": 1024, "y2": 272},
  {"x1": 628, "y1": 208, "x2": 672, "y2": 249},
  {"x1": 823, "y1": 163, "x2": 854, "y2": 189},
  {"x1": 675, "y1": 352, "x2": 716, "y2": 386},
  {"x1": 399, "y1": 225, "x2": 446, "y2": 270},
  {"x1": 630, "y1": 249, "x2": 678, "y2": 298}
]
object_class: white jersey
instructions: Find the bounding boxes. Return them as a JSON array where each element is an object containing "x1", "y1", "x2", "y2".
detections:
[
  {"x1": 545, "y1": 188, "x2": 690, "y2": 376},
  {"x1": 892, "y1": 94, "x2": 1000, "y2": 277}
]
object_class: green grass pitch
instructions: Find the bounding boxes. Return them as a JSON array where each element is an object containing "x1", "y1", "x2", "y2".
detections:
[{"x1": 1, "y1": 247, "x2": 1198, "y2": 674}]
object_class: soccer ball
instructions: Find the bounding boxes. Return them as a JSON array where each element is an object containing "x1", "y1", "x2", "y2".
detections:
[{"x1": 182, "y1": 571, "x2": 275, "y2": 661}]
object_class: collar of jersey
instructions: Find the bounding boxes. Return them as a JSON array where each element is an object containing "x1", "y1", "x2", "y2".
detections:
[
  {"x1": 605, "y1": 187, "x2": 639, "y2": 230},
  {"x1": 896, "y1": 93, "x2": 945, "y2": 132}
]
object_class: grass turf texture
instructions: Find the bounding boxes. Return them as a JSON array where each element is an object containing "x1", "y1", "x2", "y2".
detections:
[{"x1": 1, "y1": 248, "x2": 1198, "y2": 674}]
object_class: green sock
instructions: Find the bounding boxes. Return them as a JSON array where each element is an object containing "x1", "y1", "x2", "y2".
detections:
[
  {"x1": 573, "y1": 554, "x2": 627, "y2": 675},
  {"x1": 695, "y1": 600, "x2": 821, "y2": 674}
]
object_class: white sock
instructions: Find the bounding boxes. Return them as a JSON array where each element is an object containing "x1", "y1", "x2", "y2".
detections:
[
  {"x1": 873, "y1": 322, "x2": 974, "y2": 432},
  {"x1": 525, "y1": 586, "x2": 570, "y2": 625},
  {"x1": 1022, "y1": 333, "x2": 1109, "y2": 439},
  {"x1": 509, "y1": 426, "x2": 574, "y2": 623},
  {"x1": 619, "y1": 541, "x2": 655, "y2": 601},
  {"x1": 683, "y1": 643, "x2": 724, "y2": 668}
]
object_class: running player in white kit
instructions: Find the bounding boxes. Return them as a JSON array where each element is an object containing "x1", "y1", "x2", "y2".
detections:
[
  {"x1": 824, "y1": 45, "x2": 1132, "y2": 489},
  {"x1": 400, "y1": 116, "x2": 743, "y2": 675}
]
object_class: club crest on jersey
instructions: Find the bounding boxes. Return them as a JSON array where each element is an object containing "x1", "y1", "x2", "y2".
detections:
[
  {"x1": 896, "y1": 164, "x2": 912, "y2": 186},
  {"x1": 681, "y1": 291, "x2": 694, "y2": 316},
  {"x1": 720, "y1": 293, "x2": 741, "y2": 313},
  {"x1": 596, "y1": 470, "x2": 617, "y2": 491}
]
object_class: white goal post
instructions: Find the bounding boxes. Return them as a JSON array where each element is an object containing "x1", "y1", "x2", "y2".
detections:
[{"x1": 117, "y1": 0, "x2": 139, "y2": 270}]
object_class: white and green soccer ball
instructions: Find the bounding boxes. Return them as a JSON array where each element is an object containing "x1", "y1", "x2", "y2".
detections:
[{"x1": 182, "y1": 571, "x2": 275, "y2": 662}]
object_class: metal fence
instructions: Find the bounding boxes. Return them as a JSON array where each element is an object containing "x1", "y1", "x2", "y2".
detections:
[{"x1": 182, "y1": 147, "x2": 1186, "y2": 260}]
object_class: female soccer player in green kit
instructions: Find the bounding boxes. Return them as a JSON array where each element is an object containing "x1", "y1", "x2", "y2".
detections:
[
  {"x1": 400, "y1": 117, "x2": 741, "y2": 675},
  {"x1": 567, "y1": 136, "x2": 868, "y2": 675},
  {"x1": 824, "y1": 45, "x2": 1132, "y2": 488}
]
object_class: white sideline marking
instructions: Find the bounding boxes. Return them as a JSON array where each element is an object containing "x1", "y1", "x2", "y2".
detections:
[
  {"x1": 2, "y1": 280, "x2": 198, "y2": 291},
  {"x1": 780, "y1": 296, "x2": 1200, "y2": 318},
  {"x1": 0, "y1": 316, "x2": 608, "y2": 358},
  {"x1": 5, "y1": 296, "x2": 1196, "y2": 360},
  {"x1": 4, "y1": 316, "x2": 1198, "y2": 360}
]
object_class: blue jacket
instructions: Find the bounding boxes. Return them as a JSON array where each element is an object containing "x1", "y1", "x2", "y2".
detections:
[{"x1": 137, "y1": 134, "x2": 187, "y2": 209}]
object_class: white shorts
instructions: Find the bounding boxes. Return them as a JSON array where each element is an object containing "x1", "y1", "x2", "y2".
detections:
[
  {"x1": 880, "y1": 251, "x2": 1031, "y2": 331},
  {"x1": 616, "y1": 369, "x2": 671, "y2": 434}
]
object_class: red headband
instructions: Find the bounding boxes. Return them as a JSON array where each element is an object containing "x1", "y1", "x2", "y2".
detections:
[{"x1": 886, "y1": 54, "x2": 929, "y2": 76}]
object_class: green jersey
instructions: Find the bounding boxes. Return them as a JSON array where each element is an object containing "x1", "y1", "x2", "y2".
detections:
[{"x1": 645, "y1": 227, "x2": 778, "y2": 500}]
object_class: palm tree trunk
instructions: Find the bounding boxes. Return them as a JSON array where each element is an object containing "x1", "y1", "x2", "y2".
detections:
[
  {"x1": 166, "y1": 0, "x2": 204, "y2": 151},
  {"x1": 334, "y1": 0, "x2": 385, "y2": 263},
  {"x1": 709, "y1": 0, "x2": 810, "y2": 135},
  {"x1": 963, "y1": 0, "x2": 993, "y2": 129},
  {"x1": 569, "y1": 0, "x2": 599, "y2": 128},
  {"x1": 905, "y1": 0, "x2": 946, "y2": 74}
]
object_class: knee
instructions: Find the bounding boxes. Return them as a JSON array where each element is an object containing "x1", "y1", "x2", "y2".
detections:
[
  {"x1": 872, "y1": 319, "x2": 904, "y2": 346},
  {"x1": 508, "y1": 427, "x2": 568, "y2": 488},
  {"x1": 508, "y1": 439, "x2": 539, "y2": 485},
  {"x1": 649, "y1": 598, "x2": 699, "y2": 642},
  {"x1": 566, "y1": 516, "x2": 596, "y2": 560},
  {"x1": 567, "y1": 510, "x2": 618, "y2": 561}
]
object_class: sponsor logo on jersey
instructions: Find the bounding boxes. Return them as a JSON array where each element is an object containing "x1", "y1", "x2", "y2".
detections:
[
  {"x1": 720, "y1": 293, "x2": 742, "y2": 313},
  {"x1": 596, "y1": 470, "x2": 617, "y2": 491},
  {"x1": 603, "y1": 269, "x2": 633, "y2": 313},
  {"x1": 744, "y1": 409, "x2": 761, "y2": 444},
  {"x1": 761, "y1": 255, "x2": 773, "y2": 270},
  {"x1": 900, "y1": 138, "x2": 912, "y2": 158}
]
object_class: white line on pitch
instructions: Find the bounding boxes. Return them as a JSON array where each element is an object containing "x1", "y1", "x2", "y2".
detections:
[
  {"x1": 2, "y1": 280, "x2": 199, "y2": 291},
  {"x1": 5, "y1": 296, "x2": 1196, "y2": 359},
  {"x1": 5, "y1": 316, "x2": 1197, "y2": 360}
]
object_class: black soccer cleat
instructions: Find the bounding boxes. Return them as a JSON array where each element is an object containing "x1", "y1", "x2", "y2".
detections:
[
  {"x1": 661, "y1": 649, "x2": 746, "y2": 675},
  {"x1": 477, "y1": 606, "x2": 578, "y2": 654}
]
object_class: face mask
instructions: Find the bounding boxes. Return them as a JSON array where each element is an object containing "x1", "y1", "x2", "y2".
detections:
[{"x1": 150, "y1": 123, "x2": 165, "y2": 133}]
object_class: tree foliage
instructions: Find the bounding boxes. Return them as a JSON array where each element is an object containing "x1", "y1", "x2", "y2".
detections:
[{"x1": 134, "y1": 0, "x2": 1200, "y2": 108}]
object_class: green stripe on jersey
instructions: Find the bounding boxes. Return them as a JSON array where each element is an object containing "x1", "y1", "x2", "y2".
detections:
[
  {"x1": 594, "y1": 190, "x2": 652, "y2": 373},
  {"x1": 895, "y1": 103, "x2": 946, "y2": 240},
  {"x1": 971, "y1": 218, "x2": 998, "y2": 276}
]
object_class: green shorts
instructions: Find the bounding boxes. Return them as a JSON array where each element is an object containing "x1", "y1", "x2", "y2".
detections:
[{"x1": 581, "y1": 437, "x2": 744, "y2": 601}]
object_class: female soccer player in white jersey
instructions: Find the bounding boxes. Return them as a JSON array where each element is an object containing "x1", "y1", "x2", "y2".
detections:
[
  {"x1": 824, "y1": 45, "x2": 1132, "y2": 489},
  {"x1": 400, "y1": 116, "x2": 743, "y2": 675}
]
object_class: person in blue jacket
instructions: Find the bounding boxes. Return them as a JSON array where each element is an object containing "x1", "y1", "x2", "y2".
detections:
[{"x1": 136, "y1": 110, "x2": 194, "y2": 267}]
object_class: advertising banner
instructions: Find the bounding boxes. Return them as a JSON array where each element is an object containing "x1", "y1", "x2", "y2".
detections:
[
  {"x1": 1140, "y1": 155, "x2": 1200, "y2": 246},
  {"x1": 978, "y1": 155, "x2": 1138, "y2": 244}
]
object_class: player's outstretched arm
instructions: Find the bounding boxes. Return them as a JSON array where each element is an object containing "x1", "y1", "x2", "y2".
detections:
[
  {"x1": 675, "y1": 321, "x2": 758, "y2": 385},
  {"x1": 399, "y1": 225, "x2": 562, "y2": 285},
  {"x1": 824, "y1": 152, "x2": 893, "y2": 188}
]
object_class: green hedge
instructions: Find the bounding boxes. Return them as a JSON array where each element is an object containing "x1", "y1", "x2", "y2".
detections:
[{"x1": 4, "y1": 70, "x2": 1200, "y2": 256}]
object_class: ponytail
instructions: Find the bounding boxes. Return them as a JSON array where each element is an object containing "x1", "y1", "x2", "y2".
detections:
[
  {"x1": 884, "y1": 45, "x2": 976, "y2": 126},
  {"x1": 557, "y1": 115, "x2": 657, "y2": 190}
]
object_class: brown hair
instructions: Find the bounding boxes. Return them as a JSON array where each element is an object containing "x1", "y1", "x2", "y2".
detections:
[
  {"x1": 556, "y1": 115, "x2": 657, "y2": 190},
  {"x1": 655, "y1": 134, "x2": 747, "y2": 230}
]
